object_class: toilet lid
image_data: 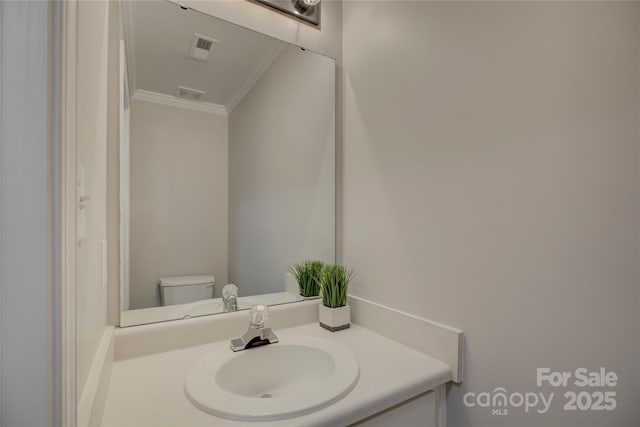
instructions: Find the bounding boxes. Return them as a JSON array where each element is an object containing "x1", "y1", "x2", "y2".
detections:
[{"x1": 158, "y1": 275, "x2": 215, "y2": 287}]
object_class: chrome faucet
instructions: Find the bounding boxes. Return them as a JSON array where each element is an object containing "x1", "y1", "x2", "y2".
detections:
[
  {"x1": 222, "y1": 284, "x2": 238, "y2": 312},
  {"x1": 223, "y1": 295, "x2": 237, "y2": 312},
  {"x1": 230, "y1": 304, "x2": 279, "y2": 352}
]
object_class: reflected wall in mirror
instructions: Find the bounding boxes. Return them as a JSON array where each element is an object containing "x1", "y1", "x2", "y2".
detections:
[{"x1": 119, "y1": 1, "x2": 335, "y2": 326}]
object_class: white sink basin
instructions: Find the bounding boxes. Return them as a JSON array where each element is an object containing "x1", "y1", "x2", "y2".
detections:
[{"x1": 184, "y1": 335, "x2": 359, "y2": 421}]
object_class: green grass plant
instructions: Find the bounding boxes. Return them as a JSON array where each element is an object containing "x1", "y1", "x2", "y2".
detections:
[
  {"x1": 289, "y1": 260, "x2": 324, "y2": 297},
  {"x1": 321, "y1": 264, "x2": 354, "y2": 308}
]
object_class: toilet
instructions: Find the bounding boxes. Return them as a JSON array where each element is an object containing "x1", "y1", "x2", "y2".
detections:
[{"x1": 158, "y1": 275, "x2": 215, "y2": 306}]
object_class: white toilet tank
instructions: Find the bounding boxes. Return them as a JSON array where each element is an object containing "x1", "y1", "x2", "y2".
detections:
[{"x1": 158, "y1": 275, "x2": 215, "y2": 306}]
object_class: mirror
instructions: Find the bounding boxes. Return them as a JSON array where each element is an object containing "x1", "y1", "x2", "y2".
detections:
[{"x1": 119, "y1": 1, "x2": 335, "y2": 327}]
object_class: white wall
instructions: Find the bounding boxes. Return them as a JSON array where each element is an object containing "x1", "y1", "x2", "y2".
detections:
[
  {"x1": 342, "y1": 2, "x2": 640, "y2": 426},
  {"x1": 129, "y1": 99, "x2": 228, "y2": 308},
  {"x1": 76, "y1": 0, "x2": 110, "y2": 403},
  {"x1": 228, "y1": 46, "x2": 335, "y2": 296},
  {"x1": 0, "y1": 2, "x2": 54, "y2": 425}
]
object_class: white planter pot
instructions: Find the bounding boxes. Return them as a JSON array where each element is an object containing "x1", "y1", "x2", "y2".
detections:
[
  {"x1": 298, "y1": 283, "x2": 322, "y2": 300},
  {"x1": 319, "y1": 304, "x2": 350, "y2": 332}
]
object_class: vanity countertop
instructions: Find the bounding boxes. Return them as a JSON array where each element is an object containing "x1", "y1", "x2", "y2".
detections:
[{"x1": 100, "y1": 323, "x2": 452, "y2": 426}]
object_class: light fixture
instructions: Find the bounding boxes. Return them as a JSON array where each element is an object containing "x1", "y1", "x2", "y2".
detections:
[
  {"x1": 294, "y1": 0, "x2": 320, "y2": 13},
  {"x1": 253, "y1": 0, "x2": 321, "y2": 26}
]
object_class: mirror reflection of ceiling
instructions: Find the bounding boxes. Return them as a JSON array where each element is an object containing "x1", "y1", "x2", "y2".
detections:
[{"x1": 124, "y1": 0, "x2": 285, "y2": 112}]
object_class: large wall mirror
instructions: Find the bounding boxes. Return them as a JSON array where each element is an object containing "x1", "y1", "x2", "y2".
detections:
[{"x1": 119, "y1": 1, "x2": 335, "y2": 326}]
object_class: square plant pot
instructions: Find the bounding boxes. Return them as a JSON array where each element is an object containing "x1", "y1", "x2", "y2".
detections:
[
  {"x1": 319, "y1": 304, "x2": 350, "y2": 332},
  {"x1": 299, "y1": 285, "x2": 322, "y2": 300}
]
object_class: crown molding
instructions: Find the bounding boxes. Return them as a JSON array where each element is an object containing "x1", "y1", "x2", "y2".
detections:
[{"x1": 131, "y1": 89, "x2": 228, "y2": 116}]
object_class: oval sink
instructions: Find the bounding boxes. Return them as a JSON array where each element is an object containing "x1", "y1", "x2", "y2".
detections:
[{"x1": 184, "y1": 335, "x2": 359, "y2": 421}]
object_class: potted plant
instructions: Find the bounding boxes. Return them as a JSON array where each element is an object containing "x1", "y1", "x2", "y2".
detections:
[
  {"x1": 289, "y1": 260, "x2": 324, "y2": 299},
  {"x1": 319, "y1": 264, "x2": 354, "y2": 331}
]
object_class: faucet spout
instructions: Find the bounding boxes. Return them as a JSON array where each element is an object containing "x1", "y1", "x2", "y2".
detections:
[
  {"x1": 222, "y1": 284, "x2": 239, "y2": 312},
  {"x1": 223, "y1": 295, "x2": 237, "y2": 312},
  {"x1": 229, "y1": 304, "x2": 279, "y2": 352}
]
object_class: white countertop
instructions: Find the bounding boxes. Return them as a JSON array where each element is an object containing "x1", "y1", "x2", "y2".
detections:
[{"x1": 101, "y1": 322, "x2": 452, "y2": 426}]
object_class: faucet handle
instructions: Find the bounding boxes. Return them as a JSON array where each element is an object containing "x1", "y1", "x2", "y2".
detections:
[
  {"x1": 249, "y1": 304, "x2": 268, "y2": 328},
  {"x1": 222, "y1": 284, "x2": 238, "y2": 299}
]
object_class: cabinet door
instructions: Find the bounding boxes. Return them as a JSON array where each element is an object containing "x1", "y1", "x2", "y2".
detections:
[{"x1": 351, "y1": 386, "x2": 445, "y2": 427}]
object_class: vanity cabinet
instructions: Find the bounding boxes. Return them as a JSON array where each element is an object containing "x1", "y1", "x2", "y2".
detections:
[{"x1": 351, "y1": 386, "x2": 445, "y2": 427}]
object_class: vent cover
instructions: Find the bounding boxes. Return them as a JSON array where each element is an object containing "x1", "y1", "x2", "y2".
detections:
[
  {"x1": 196, "y1": 38, "x2": 213, "y2": 50},
  {"x1": 188, "y1": 33, "x2": 217, "y2": 62},
  {"x1": 176, "y1": 86, "x2": 206, "y2": 102}
]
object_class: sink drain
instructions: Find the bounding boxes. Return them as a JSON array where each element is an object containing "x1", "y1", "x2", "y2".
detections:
[{"x1": 260, "y1": 393, "x2": 272, "y2": 398}]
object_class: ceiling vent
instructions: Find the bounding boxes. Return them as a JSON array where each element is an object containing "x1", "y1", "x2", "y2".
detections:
[
  {"x1": 188, "y1": 33, "x2": 217, "y2": 62},
  {"x1": 176, "y1": 86, "x2": 206, "y2": 102}
]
